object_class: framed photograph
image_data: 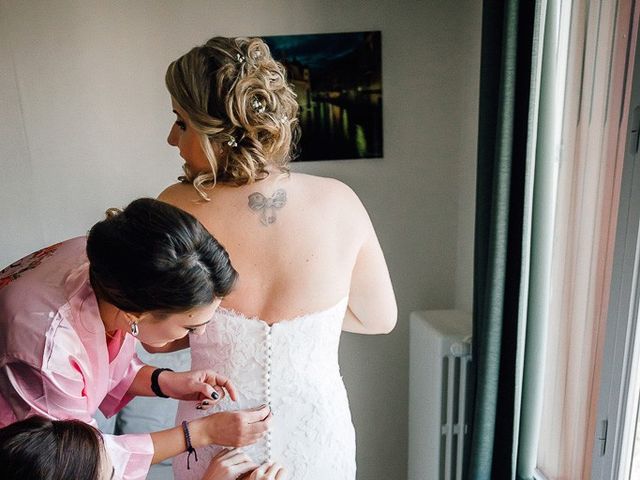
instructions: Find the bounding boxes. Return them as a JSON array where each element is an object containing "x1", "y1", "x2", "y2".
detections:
[{"x1": 263, "y1": 31, "x2": 383, "y2": 161}]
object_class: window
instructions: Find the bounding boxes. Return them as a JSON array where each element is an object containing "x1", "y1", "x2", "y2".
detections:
[
  {"x1": 534, "y1": 1, "x2": 639, "y2": 478},
  {"x1": 591, "y1": 39, "x2": 640, "y2": 479}
]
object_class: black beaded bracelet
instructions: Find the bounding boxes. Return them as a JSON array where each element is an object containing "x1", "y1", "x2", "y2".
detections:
[
  {"x1": 181, "y1": 420, "x2": 198, "y2": 470},
  {"x1": 150, "y1": 368, "x2": 173, "y2": 398}
]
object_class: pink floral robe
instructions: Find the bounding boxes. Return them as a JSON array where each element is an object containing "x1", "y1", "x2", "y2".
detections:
[{"x1": 0, "y1": 237, "x2": 154, "y2": 479}]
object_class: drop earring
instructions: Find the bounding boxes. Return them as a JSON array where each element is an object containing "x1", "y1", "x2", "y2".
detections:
[{"x1": 130, "y1": 321, "x2": 139, "y2": 337}]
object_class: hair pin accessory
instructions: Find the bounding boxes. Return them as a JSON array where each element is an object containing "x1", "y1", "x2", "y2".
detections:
[
  {"x1": 236, "y1": 53, "x2": 245, "y2": 64},
  {"x1": 105, "y1": 207, "x2": 122, "y2": 219},
  {"x1": 227, "y1": 136, "x2": 238, "y2": 148},
  {"x1": 251, "y1": 97, "x2": 266, "y2": 114}
]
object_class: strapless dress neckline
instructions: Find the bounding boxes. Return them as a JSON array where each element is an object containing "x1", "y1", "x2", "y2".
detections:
[{"x1": 216, "y1": 296, "x2": 349, "y2": 326}]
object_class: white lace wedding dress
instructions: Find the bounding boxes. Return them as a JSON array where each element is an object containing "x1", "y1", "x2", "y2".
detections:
[{"x1": 173, "y1": 297, "x2": 356, "y2": 480}]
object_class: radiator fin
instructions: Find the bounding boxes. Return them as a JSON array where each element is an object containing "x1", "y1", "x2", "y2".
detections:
[{"x1": 409, "y1": 310, "x2": 472, "y2": 480}]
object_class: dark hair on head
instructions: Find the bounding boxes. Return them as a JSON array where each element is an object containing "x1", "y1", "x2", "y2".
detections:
[
  {"x1": 0, "y1": 415, "x2": 104, "y2": 480},
  {"x1": 86, "y1": 198, "x2": 237, "y2": 314}
]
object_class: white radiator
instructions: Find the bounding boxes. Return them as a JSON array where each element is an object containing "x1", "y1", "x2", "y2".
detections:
[{"x1": 408, "y1": 310, "x2": 472, "y2": 480}]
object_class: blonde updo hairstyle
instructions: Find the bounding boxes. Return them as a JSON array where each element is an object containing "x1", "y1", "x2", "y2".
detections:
[{"x1": 166, "y1": 36, "x2": 300, "y2": 198}]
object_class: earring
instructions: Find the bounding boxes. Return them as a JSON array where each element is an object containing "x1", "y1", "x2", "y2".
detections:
[{"x1": 130, "y1": 322, "x2": 139, "y2": 337}]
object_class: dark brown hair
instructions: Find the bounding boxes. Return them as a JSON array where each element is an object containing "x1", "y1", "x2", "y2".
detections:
[
  {"x1": 87, "y1": 198, "x2": 237, "y2": 314},
  {"x1": 0, "y1": 416, "x2": 104, "y2": 480}
]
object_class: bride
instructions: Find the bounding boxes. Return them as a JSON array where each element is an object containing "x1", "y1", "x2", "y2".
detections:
[{"x1": 157, "y1": 36, "x2": 397, "y2": 480}]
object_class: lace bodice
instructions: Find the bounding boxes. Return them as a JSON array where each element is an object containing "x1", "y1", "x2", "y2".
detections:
[{"x1": 173, "y1": 297, "x2": 356, "y2": 480}]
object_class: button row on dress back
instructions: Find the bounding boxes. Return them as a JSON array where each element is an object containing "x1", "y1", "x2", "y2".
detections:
[{"x1": 264, "y1": 323, "x2": 273, "y2": 463}]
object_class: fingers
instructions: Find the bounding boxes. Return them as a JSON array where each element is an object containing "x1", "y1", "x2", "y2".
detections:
[
  {"x1": 246, "y1": 406, "x2": 272, "y2": 440},
  {"x1": 249, "y1": 464, "x2": 268, "y2": 479},
  {"x1": 197, "y1": 385, "x2": 226, "y2": 409},
  {"x1": 270, "y1": 463, "x2": 287, "y2": 480},
  {"x1": 202, "y1": 371, "x2": 238, "y2": 401},
  {"x1": 236, "y1": 407, "x2": 271, "y2": 444},
  {"x1": 244, "y1": 404, "x2": 272, "y2": 424},
  {"x1": 205, "y1": 405, "x2": 272, "y2": 448},
  {"x1": 205, "y1": 448, "x2": 258, "y2": 479},
  {"x1": 212, "y1": 447, "x2": 248, "y2": 461},
  {"x1": 211, "y1": 448, "x2": 232, "y2": 460},
  {"x1": 213, "y1": 384, "x2": 225, "y2": 399},
  {"x1": 218, "y1": 448, "x2": 255, "y2": 466},
  {"x1": 250, "y1": 462, "x2": 286, "y2": 480},
  {"x1": 266, "y1": 463, "x2": 287, "y2": 480}
]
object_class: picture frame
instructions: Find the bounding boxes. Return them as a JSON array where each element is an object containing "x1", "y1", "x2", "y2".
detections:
[{"x1": 264, "y1": 31, "x2": 383, "y2": 161}]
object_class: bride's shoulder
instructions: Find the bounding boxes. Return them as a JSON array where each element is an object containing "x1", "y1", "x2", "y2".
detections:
[
  {"x1": 158, "y1": 181, "x2": 196, "y2": 201},
  {"x1": 157, "y1": 182, "x2": 204, "y2": 213},
  {"x1": 291, "y1": 173, "x2": 360, "y2": 202},
  {"x1": 290, "y1": 173, "x2": 369, "y2": 224}
]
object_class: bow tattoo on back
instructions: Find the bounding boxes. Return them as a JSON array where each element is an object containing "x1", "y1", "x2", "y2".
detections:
[{"x1": 248, "y1": 189, "x2": 287, "y2": 226}]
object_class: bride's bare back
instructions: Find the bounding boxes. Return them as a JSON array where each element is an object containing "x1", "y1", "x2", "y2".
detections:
[
  {"x1": 159, "y1": 171, "x2": 396, "y2": 333},
  {"x1": 160, "y1": 36, "x2": 395, "y2": 335}
]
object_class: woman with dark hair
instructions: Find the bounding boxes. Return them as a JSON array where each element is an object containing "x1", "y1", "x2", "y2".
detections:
[
  {"x1": 0, "y1": 416, "x2": 286, "y2": 480},
  {"x1": 0, "y1": 416, "x2": 110, "y2": 480},
  {"x1": 160, "y1": 37, "x2": 397, "y2": 479},
  {"x1": 0, "y1": 198, "x2": 271, "y2": 480}
]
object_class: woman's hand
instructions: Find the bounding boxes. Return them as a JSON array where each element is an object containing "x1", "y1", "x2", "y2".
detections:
[
  {"x1": 202, "y1": 449, "x2": 258, "y2": 480},
  {"x1": 190, "y1": 404, "x2": 272, "y2": 448},
  {"x1": 149, "y1": 405, "x2": 271, "y2": 465},
  {"x1": 158, "y1": 370, "x2": 237, "y2": 407},
  {"x1": 246, "y1": 463, "x2": 287, "y2": 480}
]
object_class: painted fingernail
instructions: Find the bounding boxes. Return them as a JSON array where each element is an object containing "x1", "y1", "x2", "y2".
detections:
[
  {"x1": 211, "y1": 391, "x2": 219, "y2": 400},
  {"x1": 201, "y1": 400, "x2": 210, "y2": 406},
  {"x1": 196, "y1": 404, "x2": 203, "y2": 410}
]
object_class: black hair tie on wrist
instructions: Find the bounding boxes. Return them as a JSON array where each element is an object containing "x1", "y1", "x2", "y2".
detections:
[
  {"x1": 150, "y1": 368, "x2": 174, "y2": 398},
  {"x1": 182, "y1": 420, "x2": 198, "y2": 469}
]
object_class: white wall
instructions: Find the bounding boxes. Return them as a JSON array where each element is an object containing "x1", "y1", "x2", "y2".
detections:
[
  {"x1": 0, "y1": 1, "x2": 481, "y2": 478},
  {"x1": 454, "y1": 1, "x2": 482, "y2": 314}
]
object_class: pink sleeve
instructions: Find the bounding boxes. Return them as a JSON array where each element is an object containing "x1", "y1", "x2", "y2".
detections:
[
  {"x1": 102, "y1": 432, "x2": 154, "y2": 480},
  {"x1": 99, "y1": 352, "x2": 146, "y2": 418},
  {"x1": 0, "y1": 358, "x2": 90, "y2": 422},
  {"x1": 0, "y1": 361, "x2": 154, "y2": 480}
]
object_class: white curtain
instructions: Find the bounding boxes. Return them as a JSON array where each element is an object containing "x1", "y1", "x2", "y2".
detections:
[{"x1": 536, "y1": 1, "x2": 640, "y2": 478}]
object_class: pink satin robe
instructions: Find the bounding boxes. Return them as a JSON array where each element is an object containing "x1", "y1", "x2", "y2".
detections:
[{"x1": 0, "y1": 237, "x2": 154, "y2": 479}]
